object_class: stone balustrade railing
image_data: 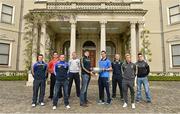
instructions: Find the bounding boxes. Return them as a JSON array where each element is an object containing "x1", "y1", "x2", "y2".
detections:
[{"x1": 46, "y1": 2, "x2": 131, "y2": 10}]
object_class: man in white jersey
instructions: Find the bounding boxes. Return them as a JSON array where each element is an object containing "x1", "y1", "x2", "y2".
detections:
[{"x1": 68, "y1": 52, "x2": 81, "y2": 97}]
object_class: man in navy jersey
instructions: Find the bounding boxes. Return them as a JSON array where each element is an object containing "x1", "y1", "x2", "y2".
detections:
[
  {"x1": 52, "y1": 54, "x2": 70, "y2": 110},
  {"x1": 31, "y1": 54, "x2": 48, "y2": 107}
]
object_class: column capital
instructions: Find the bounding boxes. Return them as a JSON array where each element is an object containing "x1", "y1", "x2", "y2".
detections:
[
  {"x1": 100, "y1": 20, "x2": 107, "y2": 25},
  {"x1": 138, "y1": 21, "x2": 145, "y2": 28},
  {"x1": 130, "y1": 21, "x2": 136, "y2": 28},
  {"x1": 70, "y1": 20, "x2": 77, "y2": 25},
  {"x1": 130, "y1": 21, "x2": 137, "y2": 25}
]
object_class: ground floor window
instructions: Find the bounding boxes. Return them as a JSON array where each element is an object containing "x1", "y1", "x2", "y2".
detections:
[
  {"x1": 63, "y1": 41, "x2": 70, "y2": 61},
  {"x1": 106, "y1": 41, "x2": 116, "y2": 62},
  {"x1": 171, "y1": 44, "x2": 180, "y2": 67},
  {"x1": 0, "y1": 43, "x2": 10, "y2": 65}
]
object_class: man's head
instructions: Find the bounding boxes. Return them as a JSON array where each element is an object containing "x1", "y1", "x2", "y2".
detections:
[
  {"x1": 84, "y1": 50, "x2": 89, "y2": 57},
  {"x1": 37, "y1": 54, "x2": 43, "y2": 62},
  {"x1": 101, "y1": 50, "x2": 106, "y2": 59},
  {"x1": 138, "y1": 53, "x2": 144, "y2": 61},
  {"x1": 59, "y1": 54, "x2": 65, "y2": 61},
  {"x1": 125, "y1": 53, "x2": 131, "y2": 63},
  {"x1": 115, "y1": 54, "x2": 120, "y2": 61},
  {"x1": 52, "y1": 51, "x2": 59, "y2": 59},
  {"x1": 72, "y1": 52, "x2": 77, "y2": 59}
]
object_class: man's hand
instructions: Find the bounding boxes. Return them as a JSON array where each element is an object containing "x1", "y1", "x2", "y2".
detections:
[{"x1": 90, "y1": 72, "x2": 95, "y2": 76}]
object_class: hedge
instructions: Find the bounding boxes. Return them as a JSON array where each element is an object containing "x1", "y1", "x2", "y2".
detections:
[
  {"x1": 0, "y1": 75, "x2": 180, "y2": 81},
  {"x1": 0, "y1": 75, "x2": 28, "y2": 81},
  {"x1": 148, "y1": 76, "x2": 180, "y2": 81}
]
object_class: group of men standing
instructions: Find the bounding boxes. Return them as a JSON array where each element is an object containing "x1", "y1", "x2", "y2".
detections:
[{"x1": 31, "y1": 50, "x2": 152, "y2": 110}]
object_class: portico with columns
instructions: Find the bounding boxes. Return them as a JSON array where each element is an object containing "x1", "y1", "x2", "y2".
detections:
[{"x1": 26, "y1": 1, "x2": 147, "y2": 86}]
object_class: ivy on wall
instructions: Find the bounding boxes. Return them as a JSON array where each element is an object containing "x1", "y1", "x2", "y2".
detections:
[
  {"x1": 23, "y1": 12, "x2": 75, "y2": 70},
  {"x1": 140, "y1": 29, "x2": 152, "y2": 62}
]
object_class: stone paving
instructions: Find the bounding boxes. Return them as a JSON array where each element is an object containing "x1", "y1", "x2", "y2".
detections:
[{"x1": 0, "y1": 81, "x2": 180, "y2": 113}]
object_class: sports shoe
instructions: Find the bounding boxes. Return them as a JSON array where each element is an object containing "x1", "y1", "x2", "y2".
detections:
[
  {"x1": 65, "y1": 105, "x2": 71, "y2": 109},
  {"x1": 53, "y1": 106, "x2": 57, "y2": 110},
  {"x1": 132, "y1": 103, "x2": 136, "y2": 109},
  {"x1": 32, "y1": 104, "x2": 36, "y2": 107},
  {"x1": 40, "y1": 102, "x2": 45, "y2": 106},
  {"x1": 123, "y1": 103, "x2": 127, "y2": 108},
  {"x1": 98, "y1": 100, "x2": 105, "y2": 105},
  {"x1": 80, "y1": 104, "x2": 88, "y2": 107}
]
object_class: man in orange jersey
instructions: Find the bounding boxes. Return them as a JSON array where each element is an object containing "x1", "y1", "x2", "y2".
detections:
[{"x1": 48, "y1": 51, "x2": 62, "y2": 99}]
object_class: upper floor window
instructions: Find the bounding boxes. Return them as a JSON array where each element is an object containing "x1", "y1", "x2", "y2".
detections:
[
  {"x1": 1, "y1": 4, "x2": 13, "y2": 24},
  {"x1": 0, "y1": 43, "x2": 10, "y2": 65},
  {"x1": 171, "y1": 44, "x2": 180, "y2": 67},
  {"x1": 169, "y1": 5, "x2": 180, "y2": 24}
]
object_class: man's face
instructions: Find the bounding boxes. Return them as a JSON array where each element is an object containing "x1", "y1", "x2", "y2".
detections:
[
  {"x1": 53, "y1": 53, "x2": 58, "y2": 59},
  {"x1": 72, "y1": 52, "x2": 77, "y2": 59},
  {"x1": 38, "y1": 55, "x2": 43, "y2": 61},
  {"x1": 59, "y1": 55, "x2": 65, "y2": 61},
  {"x1": 101, "y1": 52, "x2": 106, "y2": 58},
  {"x1": 84, "y1": 51, "x2": 89, "y2": 57},
  {"x1": 115, "y1": 54, "x2": 120, "y2": 60},
  {"x1": 138, "y1": 55, "x2": 144, "y2": 61},
  {"x1": 126, "y1": 55, "x2": 131, "y2": 62}
]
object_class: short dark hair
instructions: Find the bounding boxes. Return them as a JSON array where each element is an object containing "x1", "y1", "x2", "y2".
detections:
[
  {"x1": 138, "y1": 53, "x2": 143, "y2": 56},
  {"x1": 84, "y1": 49, "x2": 89, "y2": 53},
  {"x1": 37, "y1": 54, "x2": 43, "y2": 57},
  {"x1": 101, "y1": 50, "x2": 106, "y2": 54}
]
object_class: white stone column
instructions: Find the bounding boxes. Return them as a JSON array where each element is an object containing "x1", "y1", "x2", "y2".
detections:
[
  {"x1": 70, "y1": 21, "x2": 76, "y2": 57},
  {"x1": 100, "y1": 21, "x2": 107, "y2": 51},
  {"x1": 130, "y1": 21, "x2": 137, "y2": 62},
  {"x1": 26, "y1": 24, "x2": 38, "y2": 86},
  {"x1": 40, "y1": 22, "x2": 46, "y2": 57},
  {"x1": 138, "y1": 21, "x2": 144, "y2": 51}
]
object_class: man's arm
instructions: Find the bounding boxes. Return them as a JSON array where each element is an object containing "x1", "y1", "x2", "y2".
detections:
[
  {"x1": 146, "y1": 63, "x2": 150, "y2": 75},
  {"x1": 54, "y1": 64, "x2": 57, "y2": 76},
  {"x1": 31, "y1": 63, "x2": 35, "y2": 76}
]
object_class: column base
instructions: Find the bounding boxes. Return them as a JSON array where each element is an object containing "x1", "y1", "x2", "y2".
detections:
[{"x1": 26, "y1": 71, "x2": 34, "y2": 86}]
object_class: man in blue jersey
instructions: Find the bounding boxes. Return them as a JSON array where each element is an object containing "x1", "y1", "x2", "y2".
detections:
[
  {"x1": 98, "y1": 50, "x2": 112, "y2": 104},
  {"x1": 31, "y1": 54, "x2": 48, "y2": 107},
  {"x1": 52, "y1": 54, "x2": 70, "y2": 110}
]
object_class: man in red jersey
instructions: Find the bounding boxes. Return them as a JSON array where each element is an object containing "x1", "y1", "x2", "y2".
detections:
[{"x1": 48, "y1": 51, "x2": 62, "y2": 99}]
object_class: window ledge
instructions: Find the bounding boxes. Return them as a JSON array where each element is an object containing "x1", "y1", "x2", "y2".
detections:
[
  {"x1": 0, "y1": 21, "x2": 14, "y2": 25},
  {"x1": 168, "y1": 21, "x2": 180, "y2": 26},
  {"x1": 0, "y1": 65, "x2": 11, "y2": 68}
]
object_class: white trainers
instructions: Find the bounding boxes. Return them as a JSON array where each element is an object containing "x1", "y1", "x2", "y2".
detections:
[
  {"x1": 98, "y1": 100, "x2": 105, "y2": 105},
  {"x1": 32, "y1": 104, "x2": 36, "y2": 107},
  {"x1": 40, "y1": 102, "x2": 45, "y2": 106},
  {"x1": 53, "y1": 106, "x2": 57, "y2": 110},
  {"x1": 65, "y1": 105, "x2": 71, "y2": 109},
  {"x1": 132, "y1": 103, "x2": 136, "y2": 109},
  {"x1": 123, "y1": 103, "x2": 127, "y2": 108}
]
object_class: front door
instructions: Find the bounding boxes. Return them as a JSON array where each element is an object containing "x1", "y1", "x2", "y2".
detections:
[
  {"x1": 89, "y1": 50, "x2": 96, "y2": 67},
  {"x1": 82, "y1": 50, "x2": 96, "y2": 67}
]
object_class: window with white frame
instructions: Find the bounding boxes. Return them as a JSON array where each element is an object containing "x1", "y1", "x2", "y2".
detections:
[
  {"x1": 1, "y1": 4, "x2": 13, "y2": 24},
  {"x1": 169, "y1": 5, "x2": 180, "y2": 24},
  {"x1": 171, "y1": 44, "x2": 180, "y2": 67},
  {"x1": 0, "y1": 43, "x2": 10, "y2": 65}
]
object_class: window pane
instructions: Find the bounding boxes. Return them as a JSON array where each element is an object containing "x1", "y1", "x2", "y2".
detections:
[
  {"x1": 0, "y1": 55, "x2": 9, "y2": 65},
  {"x1": 0, "y1": 43, "x2": 10, "y2": 54},
  {"x1": 1, "y1": 14, "x2": 12, "y2": 23},
  {"x1": 170, "y1": 14, "x2": 180, "y2": 23},
  {"x1": 2, "y1": 5, "x2": 13, "y2": 15},
  {"x1": 172, "y1": 45, "x2": 180, "y2": 55},
  {"x1": 169, "y1": 6, "x2": 179, "y2": 15},
  {"x1": 172, "y1": 56, "x2": 180, "y2": 66}
]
